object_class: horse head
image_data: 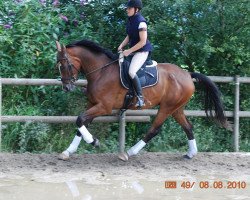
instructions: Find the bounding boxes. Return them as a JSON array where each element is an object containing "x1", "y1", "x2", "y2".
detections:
[{"x1": 55, "y1": 41, "x2": 80, "y2": 92}]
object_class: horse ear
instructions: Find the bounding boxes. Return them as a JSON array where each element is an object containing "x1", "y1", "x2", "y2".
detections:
[
  {"x1": 62, "y1": 44, "x2": 66, "y2": 53},
  {"x1": 56, "y1": 41, "x2": 62, "y2": 52}
]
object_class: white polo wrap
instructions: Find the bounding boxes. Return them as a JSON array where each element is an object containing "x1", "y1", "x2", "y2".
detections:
[
  {"x1": 66, "y1": 135, "x2": 82, "y2": 154},
  {"x1": 127, "y1": 140, "x2": 146, "y2": 157},
  {"x1": 79, "y1": 125, "x2": 94, "y2": 144},
  {"x1": 187, "y1": 139, "x2": 198, "y2": 158}
]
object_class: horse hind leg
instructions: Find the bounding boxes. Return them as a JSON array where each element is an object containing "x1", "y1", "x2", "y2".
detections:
[
  {"x1": 119, "y1": 108, "x2": 172, "y2": 161},
  {"x1": 172, "y1": 108, "x2": 197, "y2": 159}
]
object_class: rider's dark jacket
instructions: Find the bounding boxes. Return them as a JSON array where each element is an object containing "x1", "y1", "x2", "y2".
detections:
[{"x1": 126, "y1": 13, "x2": 153, "y2": 52}]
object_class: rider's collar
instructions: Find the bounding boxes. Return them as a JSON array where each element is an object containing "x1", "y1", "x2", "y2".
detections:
[{"x1": 128, "y1": 12, "x2": 140, "y2": 20}]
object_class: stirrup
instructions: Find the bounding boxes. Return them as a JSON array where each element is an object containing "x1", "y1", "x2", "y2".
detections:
[{"x1": 135, "y1": 96, "x2": 145, "y2": 108}]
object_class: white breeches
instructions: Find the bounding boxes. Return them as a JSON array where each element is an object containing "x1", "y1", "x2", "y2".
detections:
[{"x1": 129, "y1": 51, "x2": 149, "y2": 79}]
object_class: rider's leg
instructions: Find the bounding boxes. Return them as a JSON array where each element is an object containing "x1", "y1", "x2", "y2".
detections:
[
  {"x1": 129, "y1": 52, "x2": 149, "y2": 108},
  {"x1": 131, "y1": 75, "x2": 144, "y2": 107}
]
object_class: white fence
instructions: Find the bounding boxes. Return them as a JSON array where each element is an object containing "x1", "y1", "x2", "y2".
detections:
[{"x1": 0, "y1": 76, "x2": 250, "y2": 152}]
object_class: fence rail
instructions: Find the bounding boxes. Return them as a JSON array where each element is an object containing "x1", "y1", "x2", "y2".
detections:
[
  {"x1": 1, "y1": 76, "x2": 250, "y2": 152},
  {"x1": 1, "y1": 115, "x2": 151, "y2": 123},
  {"x1": 1, "y1": 111, "x2": 250, "y2": 123}
]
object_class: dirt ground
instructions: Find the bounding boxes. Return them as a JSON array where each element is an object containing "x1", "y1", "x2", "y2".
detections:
[{"x1": 0, "y1": 152, "x2": 249, "y2": 183}]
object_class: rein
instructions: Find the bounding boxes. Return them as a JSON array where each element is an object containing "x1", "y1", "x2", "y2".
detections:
[
  {"x1": 85, "y1": 58, "x2": 119, "y2": 77},
  {"x1": 85, "y1": 51, "x2": 124, "y2": 77}
]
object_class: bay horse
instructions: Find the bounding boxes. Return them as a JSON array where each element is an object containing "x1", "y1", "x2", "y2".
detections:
[{"x1": 55, "y1": 39, "x2": 230, "y2": 161}]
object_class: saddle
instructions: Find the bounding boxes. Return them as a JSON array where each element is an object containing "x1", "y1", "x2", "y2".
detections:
[{"x1": 119, "y1": 52, "x2": 159, "y2": 109}]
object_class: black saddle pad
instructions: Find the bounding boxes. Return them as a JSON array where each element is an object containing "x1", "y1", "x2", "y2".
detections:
[{"x1": 120, "y1": 56, "x2": 158, "y2": 90}]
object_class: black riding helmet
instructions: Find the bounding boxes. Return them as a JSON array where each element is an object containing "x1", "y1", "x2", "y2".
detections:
[{"x1": 126, "y1": 0, "x2": 143, "y2": 10}]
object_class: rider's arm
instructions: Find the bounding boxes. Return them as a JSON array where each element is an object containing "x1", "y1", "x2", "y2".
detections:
[{"x1": 118, "y1": 35, "x2": 129, "y2": 51}]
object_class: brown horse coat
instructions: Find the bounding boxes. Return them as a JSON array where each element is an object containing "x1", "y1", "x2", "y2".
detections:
[{"x1": 56, "y1": 40, "x2": 230, "y2": 159}]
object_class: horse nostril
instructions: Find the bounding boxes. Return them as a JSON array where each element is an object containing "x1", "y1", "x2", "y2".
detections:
[
  {"x1": 63, "y1": 85, "x2": 70, "y2": 92},
  {"x1": 71, "y1": 85, "x2": 76, "y2": 91},
  {"x1": 63, "y1": 84, "x2": 75, "y2": 92}
]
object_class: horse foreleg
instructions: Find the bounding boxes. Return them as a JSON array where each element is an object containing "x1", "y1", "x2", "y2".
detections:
[
  {"x1": 59, "y1": 104, "x2": 107, "y2": 160},
  {"x1": 75, "y1": 104, "x2": 110, "y2": 146},
  {"x1": 59, "y1": 135, "x2": 83, "y2": 160},
  {"x1": 59, "y1": 126, "x2": 100, "y2": 160},
  {"x1": 172, "y1": 108, "x2": 197, "y2": 159}
]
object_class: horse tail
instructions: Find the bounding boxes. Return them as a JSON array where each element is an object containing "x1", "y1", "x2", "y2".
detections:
[{"x1": 191, "y1": 72, "x2": 231, "y2": 130}]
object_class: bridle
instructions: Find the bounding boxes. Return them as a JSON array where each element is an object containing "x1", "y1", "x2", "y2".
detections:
[{"x1": 56, "y1": 54, "x2": 80, "y2": 84}]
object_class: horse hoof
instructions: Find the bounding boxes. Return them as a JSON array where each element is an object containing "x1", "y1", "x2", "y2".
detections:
[
  {"x1": 93, "y1": 138, "x2": 100, "y2": 148},
  {"x1": 183, "y1": 154, "x2": 192, "y2": 159},
  {"x1": 59, "y1": 151, "x2": 70, "y2": 160},
  {"x1": 118, "y1": 152, "x2": 129, "y2": 161}
]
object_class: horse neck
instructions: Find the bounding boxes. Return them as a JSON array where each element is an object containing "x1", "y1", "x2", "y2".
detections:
[{"x1": 79, "y1": 48, "x2": 116, "y2": 81}]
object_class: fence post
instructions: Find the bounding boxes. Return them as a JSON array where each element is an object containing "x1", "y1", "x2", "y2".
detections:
[
  {"x1": 0, "y1": 78, "x2": 2, "y2": 152},
  {"x1": 233, "y1": 75, "x2": 240, "y2": 152},
  {"x1": 119, "y1": 110, "x2": 126, "y2": 153}
]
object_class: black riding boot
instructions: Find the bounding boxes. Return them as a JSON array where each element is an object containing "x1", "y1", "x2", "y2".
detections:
[{"x1": 132, "y1": 75, "x2": 145, "y2": 108}]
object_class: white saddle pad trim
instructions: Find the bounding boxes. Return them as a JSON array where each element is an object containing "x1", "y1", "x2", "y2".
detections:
[{"x1": 146, "y1": 60, "x2": 157, "y2": 68}]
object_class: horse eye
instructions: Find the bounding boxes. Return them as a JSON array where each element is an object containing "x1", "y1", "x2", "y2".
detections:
[{"x1": 59, "y1": 64, "x2": 66, "y2": 70}]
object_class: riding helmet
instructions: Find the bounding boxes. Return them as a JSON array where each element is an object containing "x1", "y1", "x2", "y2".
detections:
[{"x1": 126, "y1": 0, "x2": 143, "y2": 10}]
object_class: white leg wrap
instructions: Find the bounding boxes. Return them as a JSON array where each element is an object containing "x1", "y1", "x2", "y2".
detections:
[
  {"x1": 127, "y1": 140, "x2": 146, "y2": 157},
  {"x1": 66, "y1": 135, "x2": 82, "y2": 154},
  {"x1": 186, "y1": 139, "x2": 198, "y2": 158},
  {"x1": 79, "y1": 125, "x2": 94, "y2": 144}
]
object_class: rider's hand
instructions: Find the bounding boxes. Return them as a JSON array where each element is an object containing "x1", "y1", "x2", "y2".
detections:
[
  {"x1": 123, "y1": 49, "x2": 132, "y2": 57},
  {"x1": 118, "y1": 45, "x2": 123, "y2": 52}
]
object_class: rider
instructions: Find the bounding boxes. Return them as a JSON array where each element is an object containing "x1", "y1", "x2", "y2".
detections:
[{"x1": 118, "y1": 0, "x2": 153, "y2": 108}]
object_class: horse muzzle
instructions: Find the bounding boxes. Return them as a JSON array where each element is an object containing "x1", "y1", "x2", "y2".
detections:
[{"x1": 62, "y1": 83, "x2": 76, "y2": 92}]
